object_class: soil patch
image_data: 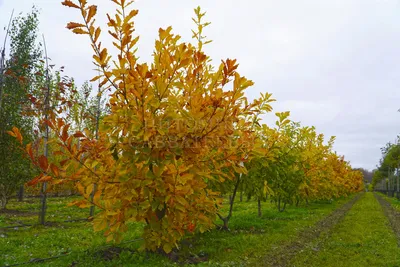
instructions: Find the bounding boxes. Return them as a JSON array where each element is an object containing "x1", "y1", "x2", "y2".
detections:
[
  {"x1": 156, "y1": 239, "x2": 209, "y2": 265},
  {"x1": 0, "y1": 208, "x2": 37, "y2": 217},
  {"x1": 259, "y1": 193, "x2": 363, "y2": 267},
  {"x1": 374, "y1": 193, "x2": 400, "y2": 246},
  {"x1": 96, "y1": 246, "x2": 135, "y2": 261}
]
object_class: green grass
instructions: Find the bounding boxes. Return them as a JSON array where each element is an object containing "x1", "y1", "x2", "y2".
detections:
[
  {"x1": 0, "y1": 195, "x2": 354, "y2": 267},
  {"x1": 290, "y1": 192, "x2": 400, "y2": 267}
]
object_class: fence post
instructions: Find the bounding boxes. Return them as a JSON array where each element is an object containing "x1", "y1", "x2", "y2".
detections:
[{"x1": 387, "y1": 178, "x2": 389, "y2": 196}]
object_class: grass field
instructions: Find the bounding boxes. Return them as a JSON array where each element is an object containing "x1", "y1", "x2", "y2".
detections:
[
  {"x1": 0, "y1": 195, "x2": 355, "y2": 267},
  {"x1": 290, "y1": 193, "x2": 400, "y2": 267}
]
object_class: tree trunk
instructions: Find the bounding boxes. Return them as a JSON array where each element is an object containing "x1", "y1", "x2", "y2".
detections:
[
  {"x1": 39, "y1": 34, "x2": 51, "y2": 226},
  {"x1": 18, "y1": 185, "x2": 24, "y2": 202},
  {"x1": 0, "y1": 194, "x2": 7, "y2": 210},
  {"x1": 278, "y1": 196, "x2": 281, "y2": 211},
  {"x1": 295, "y1": 198, "x2": 300, "y2": 207},
  {"x1": 221, "y1": 217, "x2": 228, "y2": 230},
  {"x1": 282, "y1": 202, "x2": 287, "y2": 212},
  {"x1": 247, "y1": 194, "x2": 251, "y2": 202},
  {"x1": 257, "y1": 198, "x2": 262, "y2": 217},
  {"x1": 240, "y1": 189, "x2": 243, "y2": 202},
  {"x1": 217, "y1": 174, "x2": 241, "y2": 230},
  {"x1": 89, "y1": 184, "x2": 97, "y2": 217},
  {"x1": 278, "y1": 196, "x2": 287, "y2": 212},
  {"x1": 89, "y1": 83, "x2": 102, "y2": 218}
]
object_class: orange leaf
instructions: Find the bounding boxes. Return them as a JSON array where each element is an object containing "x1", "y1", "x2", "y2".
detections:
[
  {"x1": 38, "y1": 155, "x2": 49, "y2": 170},
  {"x1": 73, "y1": 131, "x2": 85, "y2": 138},
  {"x1": 53, "y1": 151, "x2": 64, "y2": 156},
  {"x1": 66, "y1": 22, "x2": 85, "y2": 29},
  {"x1": 76, "y1": 182, "x2": 85, "y2": 194},
  {"x1": 8, "y1": 127, "x2": 23, "y2": 144},
  {"x1": 67, "y1": 200, "x2": 80, "y2": 207},
  {"x1": 61, "y1": 0, "x2": 80, "y2": 9},
  {"x1": 78, "y1": 201, "x2": 92, "y2": 208},
  {"x1": 4, "y1": 69, "x2": 14, "y2": 76},
  {"x1": 7, "y1": 130, "x2": 16, "y2": 138},
  {"x1": 187, "y1": 222, "x2": 195, "y2": 233},
  {"x1": 27, "y1": 175, "x2": 41, "y2": 186},
  {"x1": 86, "y1": 5, "x2": 97, "y2": 22},
  {"x1": 93, "y1": 189, "x2": 101, "y2": 204},
  {"x1": 62, "y1": 124, "x2": 70, "y2": 142},
  {"x1": 15, "y1": 127, "x2": 23, "y2": 143},
  {"x1": 38, "y1": 176, "x2": 52, "y2": 182},
  {"x1": 26, "y1": 143, "x2": 34, "y2": 161},
  {"x1": 50, "y1": 164, "x2": 60, "y2": 177},
  {"x1": 60, "y1": 159, "x2": 69, "y2": 167},
  {"x1": 44, "y1": 119, "x2": 54, "y2": 130}
]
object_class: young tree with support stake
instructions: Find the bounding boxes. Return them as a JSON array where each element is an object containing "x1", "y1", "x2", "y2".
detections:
[
  {"x1": 0, "y1": 8, "x2": 41, "y2": 209},
  {"x1": 12, "y1": 0, "x2": 275, "y2": 252},
  {"x1": 9, "y1": 0, "x2": 365, "y2": 254}
]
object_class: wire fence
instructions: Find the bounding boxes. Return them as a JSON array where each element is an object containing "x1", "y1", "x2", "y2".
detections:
[
  {"x1": 374, "y1": 174, "x2": 400, "y2": 200},
  {"x1": 375, "y1": 189, "x2": 400, "y2": 199}
]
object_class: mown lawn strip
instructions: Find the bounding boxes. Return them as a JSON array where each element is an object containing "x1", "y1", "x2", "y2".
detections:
[
  {"x1": 255, "y1": 193, "x2": 362, "y2": 267},
  {"x1": 289, "y1": 192, "x2": 400, "y2": 267}
]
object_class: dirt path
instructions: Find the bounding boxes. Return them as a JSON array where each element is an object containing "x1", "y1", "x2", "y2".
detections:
[
  {"x1": 375, "y1": 193, "x2": 400, "y2": 245},
  {"x1": 258, "y1": 193, "x2": 363, "y2": 267}
]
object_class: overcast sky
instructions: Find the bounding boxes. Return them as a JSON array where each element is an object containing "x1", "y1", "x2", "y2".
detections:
[{"x1": 1, "y1": 0, "x2": 400, "y2": 171}]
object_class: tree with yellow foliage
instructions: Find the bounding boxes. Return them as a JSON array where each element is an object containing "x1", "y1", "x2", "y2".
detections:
[{"x1": 10, "y1": 0, "x2": 274, "y2": 252}]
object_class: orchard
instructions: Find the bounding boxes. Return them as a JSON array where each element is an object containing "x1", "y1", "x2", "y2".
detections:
[
  {"x1": 3, "y1": 1, "x2": 398, "y2": 267},
  {"x1": 6, "y1": 0, "x2": 363, "y2": 252}
]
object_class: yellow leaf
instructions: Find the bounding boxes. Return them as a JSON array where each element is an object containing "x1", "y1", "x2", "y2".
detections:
[
  {"x1": 72, "y1": 28, "x2": 89, "y2": 35},
  {"x1": 90, "y1": 75, "x2": 102, "y2": 82},
  {"x1": 106, "y1": 234, "x2": 114, "y2": 242},
  {"x1": 175, "y1": 196, "x2": 188, "y2": 207},
  {"x1": 163, "y1": 243, "x2": 172, "y2": 253},
  {"x1": 94, "y1": 27, "x2": 101, "y2": 43}
]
